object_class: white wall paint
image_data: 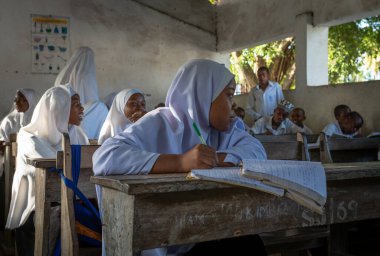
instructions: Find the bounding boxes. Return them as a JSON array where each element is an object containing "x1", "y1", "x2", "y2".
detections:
[{"x1": 0, "y1": 0, "x2": 228, "y2": 116}]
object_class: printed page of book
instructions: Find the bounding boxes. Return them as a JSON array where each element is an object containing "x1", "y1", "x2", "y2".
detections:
[
  {"x1": 241, "y1": 159, "x2": 326, "y2": 206},
  {"x1": 189, "y1": 167, "x2": 285, "y2": 197}
]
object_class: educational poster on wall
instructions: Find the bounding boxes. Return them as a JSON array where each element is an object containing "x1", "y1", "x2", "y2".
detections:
[{"x1": 31, "y1": 15, "x2": 70, "y2": 74}]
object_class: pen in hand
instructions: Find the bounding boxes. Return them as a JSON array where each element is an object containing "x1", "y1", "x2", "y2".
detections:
[{"x1": 192, "y1": 122, "x2": 207, "y2": 145}]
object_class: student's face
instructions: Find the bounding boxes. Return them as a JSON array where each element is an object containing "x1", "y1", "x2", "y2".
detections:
[
  {"x1": 337, "y1": 109, "x2": 350, "y2": 123},
  {"x1": 272, "y1": 108, "x2": 287, "y2": 126},
  {"x1": 257, "y1": 70, "x2": 269, "y2": 86},
  {"x1": 68, "y1": 94, "x2": 84, "y2": 126},
  {"x1": 290, "y1": 109, "x2": 305, "y2": 126},
  {"x1": 14, "y1": 91, "x2": 29, "y2": 113},
  {"x1": 124, "y1": 93, "x2": 146, "y2": 120},
  {"x1": 341, "y1": 116, "x2": 357, "y2": 134},
  {"x1": 209, "y1": 80, "x2": 236, "y2": 131}
]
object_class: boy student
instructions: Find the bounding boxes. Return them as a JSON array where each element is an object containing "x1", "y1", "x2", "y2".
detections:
[
  {"x1": 323, "y1": 111, "x2": 364, "y2": 138},
  {"x1": 93, "y1": 59, "x2": 267, "y2": 255},
  {"x1": 6, "y1": 86, "x2": 89, "y2": 255},
  {"x1": 251, "y1": 100, "x2": 302, "y2": 135},
  {"x1": 245, "y1": 66, "x2": 284, "y2": 121},
  {"x1": 334, "y1": 104, "x2": 351, "y2": 124},
  {"x1": 290, "y1": 107, "x2": 313, "y2": 135}
]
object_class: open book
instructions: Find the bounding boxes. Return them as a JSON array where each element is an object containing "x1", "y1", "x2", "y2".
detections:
[{"x1": 189, "y1": 160, "x2": 326, "y2": 214}]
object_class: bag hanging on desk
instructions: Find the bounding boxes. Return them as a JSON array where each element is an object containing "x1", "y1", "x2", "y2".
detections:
[{"x1": 52, "y1": 145, "x2": 102, "y2": 255}]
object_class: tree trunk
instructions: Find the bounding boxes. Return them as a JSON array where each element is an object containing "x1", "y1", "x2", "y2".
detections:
[{"x1": 231, "y1": 51, "x2": 256, "y2": 92}]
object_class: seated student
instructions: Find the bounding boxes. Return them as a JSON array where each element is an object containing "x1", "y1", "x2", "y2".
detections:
[
  {"x1": 290, "y1": 107, "x2": 313, "y2": 135},
  {"x1": 99, "y1": 88, "x2": 147, "y2": 144},
  {"x1": 93, "y1": 59, "x2": 267, "y2": 255},
  {"x1": 55, "y1": 46, "x2": 108, "y2": 140},
  {"x1": 251, "y1": 100, "x2": 302, "y2": 135},
  {"x1": 334, "y1": 104, "x2": 351, "y2": 124},
  {"x1": 6, "y1": 85, "x2": 89, "y2": 256},
  {"x1": 234, "y1": 106, "x2": 250, "y2": 131},
  {"x1": 323, "y1": 111, "x2": 363, "y2": 138},
  {"x1": 0, "y1": 89, "x2": 39, "y2": 177}
]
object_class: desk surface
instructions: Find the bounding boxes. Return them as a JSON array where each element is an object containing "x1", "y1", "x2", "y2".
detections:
[
  {"x1": 91, "y1": 161, "x2": 380, "y2": 195},
  {"x1": 91, "y1": 161, "x2": 380, "y2": 254}
]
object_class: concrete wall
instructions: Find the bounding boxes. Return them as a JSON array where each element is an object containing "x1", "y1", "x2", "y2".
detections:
[
  {"x1": 217, "y1": 0, "x2": 380, "y2": 51},
  {"x1": 0, "y1": 0, "x2": 227, "y2": 116}
]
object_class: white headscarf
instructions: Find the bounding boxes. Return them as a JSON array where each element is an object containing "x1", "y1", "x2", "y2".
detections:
[
  {"x1": 93, "y1": 59, "x2": 266, "y2": 176},
  {"x1": 0, "y1": 88, "x2": 40, "y2": 142},
  {"x1": 23, "y1": 86, "x2": 72, "y2": 148},
  {"x1": 98, "y1": 88, "x2": 143, "y2": 144},
  {"x1": 54, "y1": 47, "x2": 99, "y2": 104}
]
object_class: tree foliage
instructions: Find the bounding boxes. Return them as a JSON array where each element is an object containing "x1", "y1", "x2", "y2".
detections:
[
  {"x1": 328, "y1": 16, "x2": 380, "y2": 83},
  {"x1": 231, "y1": 16, "x2": 380, "y2": 92}
]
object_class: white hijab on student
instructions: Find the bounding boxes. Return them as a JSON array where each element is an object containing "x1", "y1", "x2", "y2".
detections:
[
  {"x1": 93, "y1": 59, "x2": 266, "y2": 175},
  {"x1": 6, "y1": 86, "x2": 88, "y2": 229},
  {"x1": 0, "y1": 88, "x2": 40, "y2": 141},
  {"x1": 98, "y1": 88, "x2": 143, "y2": 144},
  {"x1": 54, "y1": 46, "x2": 108, "y2": 139}
]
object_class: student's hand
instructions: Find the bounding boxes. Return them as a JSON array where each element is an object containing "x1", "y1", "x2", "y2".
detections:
[
  {"x1": 180, "y1": 144, "x2": 218, "y2": 171},
  {"x1": 130, "y1": 110, "x2": 147, "y2": 123}
]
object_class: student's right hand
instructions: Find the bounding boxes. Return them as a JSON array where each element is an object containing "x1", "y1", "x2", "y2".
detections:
[
  {"x1": 130, "y1": 110, "x2": 147, "y2": 123},
  {"x1": 180, "y1": 144, "x2": 218, "y2": 171}
]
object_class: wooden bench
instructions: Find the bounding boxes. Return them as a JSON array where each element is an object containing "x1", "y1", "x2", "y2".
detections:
[
  {"x1": 91, "y1": 162, "x2": 380, "y2": 256},
  {"x1": 27, "y1": 136, "x2": 99, "y2": 256},
  {"x1": 320, "y1": 132, "x2": 380, "y2": 164},
  {"x1": 254, "y1": 133, "x2": 310, "y2": 161}
]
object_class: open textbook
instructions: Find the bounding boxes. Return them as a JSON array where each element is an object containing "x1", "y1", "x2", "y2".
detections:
[{"x1": 189, "y1": 160, "x2": 327, "y2": 214}]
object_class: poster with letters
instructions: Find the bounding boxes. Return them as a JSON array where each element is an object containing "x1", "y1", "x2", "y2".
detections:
[{"x1": 31, "y1": 15, "x2": 70, "y2": 74}]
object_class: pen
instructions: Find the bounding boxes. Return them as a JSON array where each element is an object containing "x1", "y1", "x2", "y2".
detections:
[{"x1": 192, "y1": 122, "x2": 207, "y2": 145}]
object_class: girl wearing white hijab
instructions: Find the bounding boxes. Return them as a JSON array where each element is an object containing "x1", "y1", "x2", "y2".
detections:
[
  {"x1": 93, "y1": 59, "x2": 266, "y2": 256},
  {"x1": 0, "y1": 88, "x2": 40, "y2": 142},
  {"x1": 55, "y1": 46, "x2": 108, "y2": 140},
  {"x1": 0, "y1": 89, "x2": 39, "y2": 177},
  {"x1": 98, "y1": 88, "x2": 146, "y2": 144},
  {"x1": 6, "y1": 86, "x2": 88, "y2": 255}
]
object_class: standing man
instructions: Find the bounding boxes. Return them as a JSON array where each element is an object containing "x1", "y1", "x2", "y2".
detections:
[{"x1": 246, "y1": 66, "x2": 284, "y2": 121}]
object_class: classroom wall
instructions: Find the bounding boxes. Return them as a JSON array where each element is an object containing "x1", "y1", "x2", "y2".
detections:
[
  {"x1": 0, "y1": 0, "x2": 227, "y2": 116},
  {"x1": 233, "y1": 79, "x2": 380, "y2": 135},
  {"x1": 217, "y1": 0, "x2": 380, "y2": 51}
]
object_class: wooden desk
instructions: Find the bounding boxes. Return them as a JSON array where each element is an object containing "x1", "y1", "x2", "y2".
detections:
[
  {"x1": 91, "y1": 162, "x2": 380, "y2": 256},
  {"x1": 27, "y1": 158, "x2": 59, "y2": 256}
]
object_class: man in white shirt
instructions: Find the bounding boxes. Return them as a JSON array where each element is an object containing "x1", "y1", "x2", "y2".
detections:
[
  {"x1": 246, "y1": 67, "x2": 284, "y2": 121},
  {"x1": 251, "y1": 100, "x2": 302, "y2": 135}
]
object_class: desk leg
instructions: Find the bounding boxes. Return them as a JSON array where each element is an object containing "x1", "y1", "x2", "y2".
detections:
[
  {"x1": 3, "y1": 146, "x2": 15, "y2": 249},
  {"x1": 35, "y1": 168, "x2": 51, "y2": 256},
  {"x1": 102, "y1": 187, "x2": 139, "y2": 256}
]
